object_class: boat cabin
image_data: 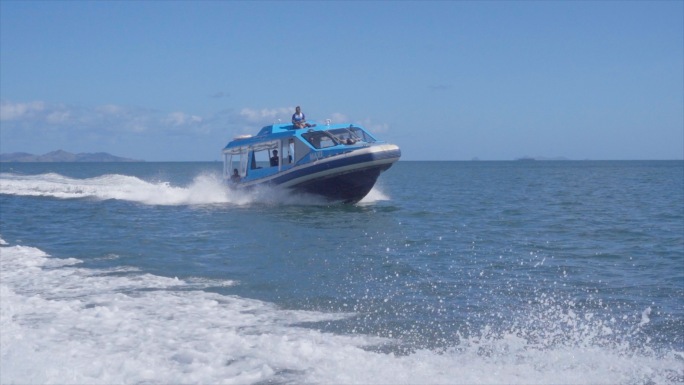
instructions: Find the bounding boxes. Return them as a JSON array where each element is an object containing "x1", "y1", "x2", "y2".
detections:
[{"x1": 222, "y1": 122, "x2": 378, "y2": 184}]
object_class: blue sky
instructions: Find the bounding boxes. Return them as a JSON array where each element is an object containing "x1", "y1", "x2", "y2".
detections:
[{"x1": 1, "y1": 1, "x2": 682, "y2": 161}]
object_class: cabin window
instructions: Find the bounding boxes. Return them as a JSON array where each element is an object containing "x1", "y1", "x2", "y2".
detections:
[
  {"x1": 329, "y1": 127, "x2": 376, "y2": 143},
  {"x1": 287, "y1": 139, "x2": 295, "y2": 164},
  {"x1": 302, "y1": 131, "x2": 338, "y2": 149},
  {"x1": 251, "y1": 148, "x2": 268, "y2": 169},
  {"x1": 228, "y1": 156, "x2": 241, "y2": 175},
  {"x1": 250, "y1": 141, "x2": 280, "y2": 169},
  {"x1": 240, "y1": 152, "x2": 248, "y2": 174},
  {"x1": 293, "y1": 138, "x2": 309, "y2": 164},
  {"x1": 225, "y1": 149, "x2": 247, "y2": 181},
  {"x1": 329, "y1": 128, "x2": 354, "y2": 144}
]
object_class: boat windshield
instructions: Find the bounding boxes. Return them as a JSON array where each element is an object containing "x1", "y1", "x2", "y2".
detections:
[
  {"x1": 302, "y1": 131, "x2": 339, "y2": 149},
  {"x1": 328, "y1": 127, "x2": 376, "y2": 144}
]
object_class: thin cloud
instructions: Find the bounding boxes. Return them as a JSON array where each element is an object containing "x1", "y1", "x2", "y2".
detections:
[
  {"x1": 3, "y1": 101, "x2": 391, "y2": 135},
  {"x1": 1, "y1": 100, "x2": 209, "y2": 135},
  {"x1": 165, "y1": 112, "x2": 203, "y2": 126},
  {"x1": 46, "y1": 110, "x2": 71, "y2": 124},
  {"x1": 0, "y1": 101, "x2": 46, "y2": 121},
  {"x1": 2, "y1": 101, "x2": 393, "y2": 157},
  {"x1": 239, "y1": 107, "x2": 293, "y2": 124}
]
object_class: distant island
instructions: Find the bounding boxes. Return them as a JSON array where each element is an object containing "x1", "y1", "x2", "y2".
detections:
[{"x1": 0, "y1": 150, "x2": 143, "y2": 162}]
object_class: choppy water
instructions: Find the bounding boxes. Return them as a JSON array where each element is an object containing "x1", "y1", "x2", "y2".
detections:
[{"x1": 1, "y1": 160, "x2": 682, "y2": 384}]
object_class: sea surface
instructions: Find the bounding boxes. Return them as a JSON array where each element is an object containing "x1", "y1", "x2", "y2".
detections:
[{"x1": 1, "y1": 160, "x2": 682, "y2": 384}]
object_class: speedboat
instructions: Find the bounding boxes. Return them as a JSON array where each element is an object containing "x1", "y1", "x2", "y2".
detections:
[{"x1": 222, "y1": 121, "x2": 401, "y2": 203}]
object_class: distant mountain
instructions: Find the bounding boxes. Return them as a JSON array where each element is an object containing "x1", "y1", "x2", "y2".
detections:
[{"x1": 0, "y1": 150, "x2": 143, "y2": 162}]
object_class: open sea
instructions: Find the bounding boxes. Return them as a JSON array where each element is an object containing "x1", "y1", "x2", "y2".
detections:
[{"x1": 0, "y1": 160, "x2": 682, "y2": 384}]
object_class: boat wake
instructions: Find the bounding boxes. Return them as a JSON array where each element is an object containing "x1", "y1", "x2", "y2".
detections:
[
  {"x1": 1, "y1": 237, "x2": 682, "y2": 384},
  {"x1": 0, "y1": 172, "x2": 388, "y2": 206}
]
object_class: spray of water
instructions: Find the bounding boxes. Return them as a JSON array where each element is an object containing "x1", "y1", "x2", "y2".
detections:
[
  {"x1": 0, "y1": 172, "x2": 388, "y2": 206},
  {"x1": 1, "y1": 238, "x2": 682, "y2": 384}
]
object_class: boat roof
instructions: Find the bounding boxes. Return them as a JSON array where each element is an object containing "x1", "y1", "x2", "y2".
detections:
[
  {"x1": 256, "y1": 123, "x2": 302, "y2": 136},
  {"x1": 223, "y1": 121, "x2": 374, "y2": 150}
]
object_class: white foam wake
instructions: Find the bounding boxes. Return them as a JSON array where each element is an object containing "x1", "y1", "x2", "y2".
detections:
[
  {"x1": 0, "y1": 172, "x2": 243, "y2": 205},
  {"x1": 0, "y1": 238, "x2": 382, "y2": 384},
  {"x1": 0, "y1": 172, "x2": 387, "y2": 206},
  {"x1": 1, "y1": 237, "x2": 681, "y2": 384},
  {"x1": 360, "y1": 185, "x2": 389, "y2": 203}
]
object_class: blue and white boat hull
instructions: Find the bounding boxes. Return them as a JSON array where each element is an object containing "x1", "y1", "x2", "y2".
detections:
[
  {"x1": 222, "y1": 122, "x2": 400, "y2": 203},
  {"x1": 277, "y1": 144, "x2": 400, "y2": 203}
]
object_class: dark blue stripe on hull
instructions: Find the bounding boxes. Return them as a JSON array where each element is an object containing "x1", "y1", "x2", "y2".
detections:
[{"x1": 273, "y1": 148, "x2": 400, "y2": 186}]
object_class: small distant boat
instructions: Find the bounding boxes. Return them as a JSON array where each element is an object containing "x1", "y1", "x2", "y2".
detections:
[{"x1": 222, "y1": 121, "x2": 401, "y2": 203}]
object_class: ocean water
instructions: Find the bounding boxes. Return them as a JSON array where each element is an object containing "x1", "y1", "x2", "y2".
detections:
[{"x1": 0, "y1": 160, "x2": 682, "y2": 384}]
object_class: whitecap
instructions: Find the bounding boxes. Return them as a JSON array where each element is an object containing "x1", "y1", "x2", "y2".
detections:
[{"x1": 1, "y1": 239, "x2": 681, "y2": 384}]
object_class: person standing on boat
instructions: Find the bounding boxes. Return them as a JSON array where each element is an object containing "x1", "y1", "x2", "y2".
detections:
[{"x1": 292, "y1": 106, "x2": 313, "y2": 129}]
